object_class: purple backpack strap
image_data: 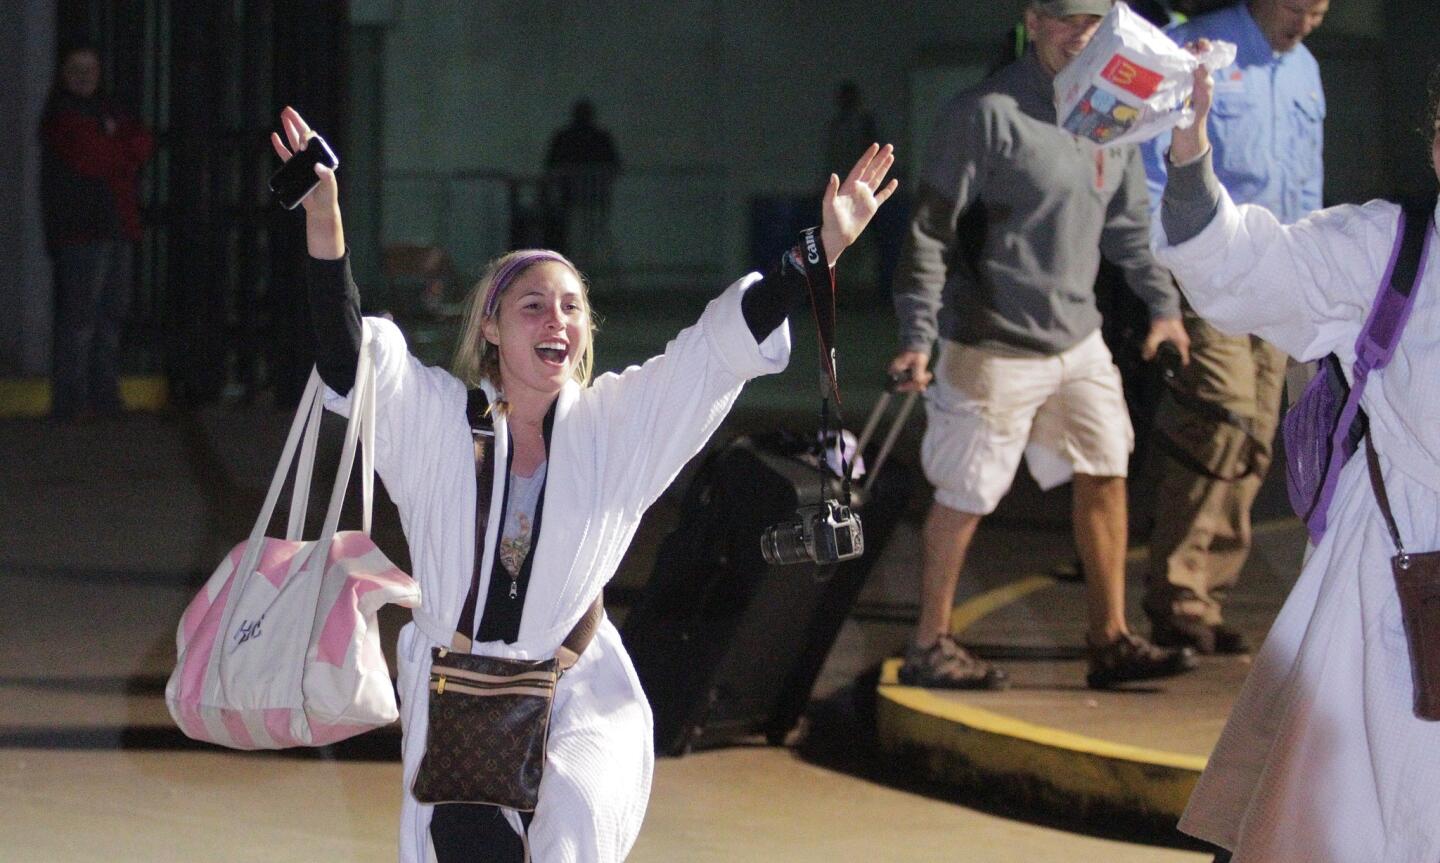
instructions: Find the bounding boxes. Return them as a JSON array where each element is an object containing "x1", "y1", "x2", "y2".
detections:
[{"x1": 1307, "y1": 198, "x2": 1436, "y2": 539}]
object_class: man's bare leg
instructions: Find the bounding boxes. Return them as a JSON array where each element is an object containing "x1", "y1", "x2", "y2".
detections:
[
  {"x1": 915, "y1": 502, "x2": 982, "y2": 647},
  {"x1": 1073, "y1": 473, "x2": 1197, "y2": 688},
  {"x1": 900, "y1": 501, "x2": 1007, "y2": 689},
  {"x1": 1072, "y1": 473, "x2": 1128, "y2": 643}
]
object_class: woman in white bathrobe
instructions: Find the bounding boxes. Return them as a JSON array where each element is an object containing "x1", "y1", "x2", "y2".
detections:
[
  {"x1": 271, "y1": 107, "x2": 897, "y2": 862},
  {"x1": 1154, "y1": 61, "x2": 1440, "y2": 861}
]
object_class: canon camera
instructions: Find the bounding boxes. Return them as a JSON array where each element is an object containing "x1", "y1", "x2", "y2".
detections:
[{"x1": 760, "y1": 500, "x2": 864, "y2": 567}]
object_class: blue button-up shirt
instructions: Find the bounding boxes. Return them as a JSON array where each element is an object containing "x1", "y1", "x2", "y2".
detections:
[{"x1": 1142, "y1": 3, "x2": 1325, "y2": 224}]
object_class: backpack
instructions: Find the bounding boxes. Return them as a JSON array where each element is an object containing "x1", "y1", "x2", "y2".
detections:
[{"x1": 1283, "y1": 192, "x2": 1437, "y2": 542}]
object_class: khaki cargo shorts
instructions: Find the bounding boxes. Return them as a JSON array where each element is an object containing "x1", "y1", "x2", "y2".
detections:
[{"x1": 922, "y1": 330, "x2": 1133, "y2": 515}]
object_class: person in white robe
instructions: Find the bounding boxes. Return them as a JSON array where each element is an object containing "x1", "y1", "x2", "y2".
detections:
[
  {"x1": 1152, "y1": 56, "x2": 1440, "y2": 862},
  {"x1": 270, "y1": 106, "x2": 898, "y2": 862}
]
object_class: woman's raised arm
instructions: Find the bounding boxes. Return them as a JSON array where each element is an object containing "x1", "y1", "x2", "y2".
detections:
[
  {"x1": 271, "y1": 105, "x2": 344, "y2": 260},
  {"x1": 273, "y1": 106, "x2": 359, "y2": 393}
]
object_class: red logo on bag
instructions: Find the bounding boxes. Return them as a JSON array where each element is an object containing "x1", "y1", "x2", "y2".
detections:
[{"x1": 1100, "y1": 54, "x2": 1162, "y2": 99}]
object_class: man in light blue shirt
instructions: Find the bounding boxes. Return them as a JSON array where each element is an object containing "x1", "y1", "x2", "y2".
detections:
[
  {"x1": 1143, "y1": 1, "x2": 1325, "y2": 220},
  {"x1": 1140, "y1": 0, "x2": 1327, "y2": 658}
]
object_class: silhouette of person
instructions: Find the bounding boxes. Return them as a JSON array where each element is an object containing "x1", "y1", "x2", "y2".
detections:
[{"x1": 543, "y1": 100, "x2": 621, "y2": 271}]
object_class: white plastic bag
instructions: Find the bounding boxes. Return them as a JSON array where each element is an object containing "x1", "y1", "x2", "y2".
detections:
[{"x1": 1054, "y1": 3, "x2": 1236, "y2": 148}]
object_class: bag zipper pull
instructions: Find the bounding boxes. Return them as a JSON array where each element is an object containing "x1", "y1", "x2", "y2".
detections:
[{"x1": 509, "y1": 577, "x2": 519, "y2": 599}]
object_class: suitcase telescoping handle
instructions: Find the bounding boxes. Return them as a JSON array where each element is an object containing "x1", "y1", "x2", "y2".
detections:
[{"x1": 854, "y1": 374, "x2": 919, "y2": 495}]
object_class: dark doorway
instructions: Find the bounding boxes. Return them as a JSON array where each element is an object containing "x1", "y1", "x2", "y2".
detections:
[{"x1": 55, "y1": 0, "x2": 347, "y2": 407}]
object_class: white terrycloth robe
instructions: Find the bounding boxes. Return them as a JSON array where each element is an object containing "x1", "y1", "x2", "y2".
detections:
[
  {"x1": 1154, "y1": 193, "x2": 1440, "y2": 861},
  {"x1": 325, "y1": 275, "x2": 790, "y2": 862}
]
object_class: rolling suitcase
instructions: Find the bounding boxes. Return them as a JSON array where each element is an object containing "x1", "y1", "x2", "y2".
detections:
[{"x1": 621, "y1": 390, "x2": 919, "y2": 756}]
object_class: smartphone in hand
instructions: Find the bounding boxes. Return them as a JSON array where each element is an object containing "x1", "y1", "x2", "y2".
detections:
[{"x1": 269, "y1": 134, "x2": 339, "y2": 210}]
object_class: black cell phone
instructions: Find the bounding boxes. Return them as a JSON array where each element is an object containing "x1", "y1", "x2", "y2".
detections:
[{"x1": 269, "y1": 133, "x2": 339, "y2": 210}]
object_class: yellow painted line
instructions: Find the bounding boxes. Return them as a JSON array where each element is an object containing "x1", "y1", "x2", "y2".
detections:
[
  {"x1": 878, "y1": 658, "x2": 1207, "y2": 772},
  {"x1": 0, "y1": 376, "x2": 167, "y2": 418},
  {"x1": 948, "y1": 573, "x2": 1055, "y2": 636}
]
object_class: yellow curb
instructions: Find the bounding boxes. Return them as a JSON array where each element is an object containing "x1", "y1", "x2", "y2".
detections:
[
  {"x1": 0, "y1": 376, "x2": 167, "y2": 418},
  {"x1": 882, "y1": 572, "x2": 1212, "y2": 822},
  {"x1": 877, "y1": 659, "x2": 1202, "y2": 820}
]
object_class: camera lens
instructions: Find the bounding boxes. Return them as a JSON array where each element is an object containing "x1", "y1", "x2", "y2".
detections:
[{"x1": 760, "y1": 521, "x2": 811, "y2": 566}]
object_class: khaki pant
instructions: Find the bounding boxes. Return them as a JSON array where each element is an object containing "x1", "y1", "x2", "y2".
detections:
[{"x1": 1144, "y1": 303, "x2": 1288, "y2": 626}]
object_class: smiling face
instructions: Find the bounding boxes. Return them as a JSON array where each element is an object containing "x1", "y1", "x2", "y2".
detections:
[
  {"x1": 1026, "y1": 8, "x2": 1104, "y2": 77},
  {"x1": 1249, "y1": 0, "x2": 1328, "y2": 54},
  {"x1": 481, "y1": 261, "x2": 592, "y2": 402}
]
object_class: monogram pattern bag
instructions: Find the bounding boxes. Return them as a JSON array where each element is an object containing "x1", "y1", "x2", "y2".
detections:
[
  {"x1": 411, "y1": 650, "x2": 560, "y2": 809},
  {"x1": 411, "y1": 390, "x2": 604, "y2": 809},
  {"x1": 411, "y1": 602, "x2": 602, "y2": 810}
]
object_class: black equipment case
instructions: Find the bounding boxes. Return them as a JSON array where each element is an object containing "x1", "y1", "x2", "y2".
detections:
[{"x1": 621, "y1": 391, "x2": 919, "y2": 756}]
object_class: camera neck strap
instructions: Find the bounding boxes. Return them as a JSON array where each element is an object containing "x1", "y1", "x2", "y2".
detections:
[
  {"x1": 788, "y1": 227, "x2": 853, "y2": 506},
  {"x1": 790, "y1": 228, "x2": 841, "y2": 403}
]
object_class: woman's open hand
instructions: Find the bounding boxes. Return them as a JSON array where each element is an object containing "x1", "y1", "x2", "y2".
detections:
[
  {"x1": 272, "y1": 106, "x2": 344, "y2": 259},
  {"x1": 270, "y1": 105, "x2": 338, "y2": 216},
  {"x1": 820, "y1": 143, "x2": 899, "y2": 268}
]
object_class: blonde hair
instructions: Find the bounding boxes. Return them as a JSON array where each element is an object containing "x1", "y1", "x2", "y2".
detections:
[{"x1": 451, "y1": 250, "x2": 596, "y2": 395}]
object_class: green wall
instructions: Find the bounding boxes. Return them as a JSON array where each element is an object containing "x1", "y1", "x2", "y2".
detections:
[{"x1": 353, "y1": 0, "x2": 1421, "y2": 296}]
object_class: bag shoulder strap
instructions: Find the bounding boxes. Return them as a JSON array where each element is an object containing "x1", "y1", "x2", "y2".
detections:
[
  {"x1": 1357, "y1": 192, "x2": 1437, "y2": 369},
  {"x1": 454, "y1": 389, "x2": 498, "y2": 647},
  {"x1": 555, "y1": 597, "x2": 605, "y2": 672},
  {"x1": 450, "y1": 388, "x2": 604, "y2": 662},
  {"x1": 1365, "y1": 436, "x2": 1406, "y2": 554},
  {"x1": 1359, "y1": 192, "x2": 1436, "y2": 553}
]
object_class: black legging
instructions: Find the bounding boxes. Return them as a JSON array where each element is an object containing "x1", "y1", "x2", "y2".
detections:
[{"x1": 429, "y1": 804, "x2": 532, "y2": 861}]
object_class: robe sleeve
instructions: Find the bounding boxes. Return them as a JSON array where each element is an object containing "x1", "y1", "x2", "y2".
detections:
[
  {"x1": 323, "y1": 316, "x2": 464, "y2": 509},
  {"x1": 1152, "y1": 183, "x2": 1402, "y2": 363},
  {"x1": 582, "y1": 273, "x2": 791, "y2": 514}
]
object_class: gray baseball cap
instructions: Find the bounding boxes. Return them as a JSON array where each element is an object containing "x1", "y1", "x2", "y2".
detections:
[{"x1": 1030, "y1": 0, "x2": 1114, "y2": 16}]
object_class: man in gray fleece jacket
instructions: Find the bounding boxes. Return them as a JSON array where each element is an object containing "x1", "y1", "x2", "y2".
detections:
[{"x1": 889, "y1": 0, "x2": 1196, "y2": 690}]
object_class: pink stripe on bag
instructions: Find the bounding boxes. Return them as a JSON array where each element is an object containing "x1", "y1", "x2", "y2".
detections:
[
  {"x1": 257, "y1": 539, "x2": 304, "y2": 589},
  {"x1": 177, "y1": 576, "x2": 235, "y2": 706},
  {"x1": 179, "y1": 583, "x2": 216, "y2": 647},
  {"x1": 175, "y1": 703, "x2": 207, "y2": 741},
  {"x1": 220, "y1": 708, "x2": 256, "y2": 749},
  {"x1": 328, "y1": 531, "x2": 377, "y2": 561},
  {"x1": 315, "y1": 565, "x2": 414, "y2": 667},
  {"x1": 315, "y1": 576, "x2": 385, "y2": 667},
  {"x1": 309, "y1": 720, "x2": 376, "y2": 746},
  {"x1": 179, "y1": 547, "x2": 245, "y2": 645},
  {"x1": 264, "y1": 708, "x2": 299, "y2": 747}
]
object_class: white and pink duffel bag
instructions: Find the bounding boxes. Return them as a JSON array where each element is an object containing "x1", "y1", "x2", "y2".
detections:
[{"x1": 166, "y1": 328, "x2": 420, "y2": 748}]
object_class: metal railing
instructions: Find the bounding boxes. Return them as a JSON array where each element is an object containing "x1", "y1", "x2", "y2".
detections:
[{"x1": 381, "y1": 165, "x2": 729, "y2": 293}]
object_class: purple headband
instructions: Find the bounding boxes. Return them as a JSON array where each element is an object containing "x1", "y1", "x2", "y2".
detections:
[{"x1": 482, "y1": 250, "x2": 574, "y2": 319}]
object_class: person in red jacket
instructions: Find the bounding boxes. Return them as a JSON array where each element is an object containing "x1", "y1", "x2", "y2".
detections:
[{"x1": 40, "y1": 45, "x2": 154, "y2": 421}]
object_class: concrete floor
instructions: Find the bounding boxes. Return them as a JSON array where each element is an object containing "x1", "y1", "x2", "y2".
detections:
[
  {"x1": 0, "y1": 747, "x2": 1210, "y2": 863},
  {"x1": 0, "y1": 407, "x2": 1213, "y2": 861}
]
